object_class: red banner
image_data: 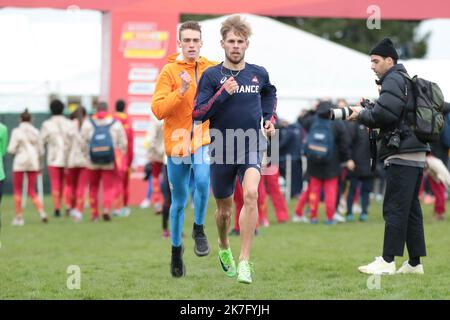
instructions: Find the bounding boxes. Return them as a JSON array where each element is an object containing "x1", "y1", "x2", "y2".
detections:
[{"x1": 101, "y1": 11, "x2": 178, "y2": 204}]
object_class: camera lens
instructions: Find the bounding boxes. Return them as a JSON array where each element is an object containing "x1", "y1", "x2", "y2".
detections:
[{"x1": 330, "y1": 107, "x2": 352, "y2": 120}]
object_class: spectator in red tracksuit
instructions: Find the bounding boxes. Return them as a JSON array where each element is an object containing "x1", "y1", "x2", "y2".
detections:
[
  {"x1": 81, "y1": 102, "x2": 127, "y2": 221},
  {"x1": 113, "y1": 99, "x2": 134, "y2": 217},
  {"x1": 64, "y1": 106, "x2": 89, "y2": 222},
  {"x1": 65, "y1": 106, "x2": 90, "y2": 222},
  {"x1": 261, "y1": 164, "x2": 289, "y2": 224},
  {"x1": 8, "y1": 109, "x2": 48, "y2": 226},
  {"x1": 303, "y1": 101, "x2": 353, "y2": 224},
  {"x1": 40, "y1": 100, "x2": 73, "y2": 217}
]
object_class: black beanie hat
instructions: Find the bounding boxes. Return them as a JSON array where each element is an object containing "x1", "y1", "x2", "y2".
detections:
[{"x1": 370, "y1": 37, "x2": 399, "y2": 60}]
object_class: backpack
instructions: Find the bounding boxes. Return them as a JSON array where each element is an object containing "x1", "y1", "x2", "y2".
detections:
[
  {"x1": 399, "y1": 71, "x2": 445, "y2": 143},
  {"x1": 440, "y1": 112, "x2": 450, "y2": 149},
  {"x1": 304, "y1": 116, "x2": 334, "y2": 163},
  {"x1": 89, "y1": 118, "x2": 116, "y2": 164}
]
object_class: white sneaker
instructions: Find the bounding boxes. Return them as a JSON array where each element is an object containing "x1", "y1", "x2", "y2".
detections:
[
  {"x1": 70, "y1": 209, "x2": 83, "y2": 223},
  {"x1": 375, "y1": 194, "x2": 383, "y2": 202},
  {"x1": 358, "y1": 256, "x2": 396, "y2": 275},
  {"x1": 112, "y1": 209, "x2": 121, "y2": 217},
  {"x1": 140, "y1": 199, "x2": 150, "y2": 209},
  {"x1": 40, "y1": 212, "x2": 48, "y2": 223},
  {"x1": 396, "y1": 260, "x2": 424, "y2": 274},
  {"x1": 338, "y1": 198, "x2": 347, "y2": 215},
  {"x1": 120, "y1": 207, "x2": 131, "y2": 217},
  {"x1": 353, "y1": 203, "x2": 362, "y2": 215},
  {"x1": 12, "y1": 217, "x2": 25, "y2": 226},
  {"x1": 333, "y1": 213, "x2": 346, "y2": 223},
  {"x1": 153, "y1": 202, "x2": 163, "y2": 212},
  {"x1": 292, "y1": 215, "x2": 310, "y2": 223}
]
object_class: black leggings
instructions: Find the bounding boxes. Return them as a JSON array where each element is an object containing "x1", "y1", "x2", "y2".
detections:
[{"x1": 161, "y1": 165, "x2": 171, "y2": 231}]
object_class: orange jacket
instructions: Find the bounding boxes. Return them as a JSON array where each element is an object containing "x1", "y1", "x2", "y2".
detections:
[{"x1": 152, "y1": 53, "x2": 216, "y2": 157}]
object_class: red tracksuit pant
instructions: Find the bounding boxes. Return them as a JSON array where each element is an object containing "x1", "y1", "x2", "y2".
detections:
[
  {"x1": 150, "y1": 161, "x2": 164, "y2": 206},
  {"x1": 262, "y1": 168, "x2": 289, "y2": 222},
  {"x1": 13, "y1": 171, "x2": 44, "y2": 215},
  {"x1": 48, "y1": 166, "x2": 65, "y2": 210},
  {"x1": 295, "y1": 183, "x2": 310, "y2": 217},
  {"x1": 309, "y1": 176, "x2": 339, "y2": 220},
  {"x1": 428, "y1": 176, "x2": 446, "y2": 215},
  {"x1": 64, "y1": 168, "x2": 89, "y2": 212},
  {"x1": 88, "y1": 169, "x2": 115, "y2": 218},
  {"x1": 113, "y1": 168, "x2": 131, "y2": 209}
]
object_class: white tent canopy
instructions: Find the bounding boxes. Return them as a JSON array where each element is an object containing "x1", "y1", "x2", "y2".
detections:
[
  {"x1": 0, "y1": 8, "x2": 101, "y2": 112},
  {"x1": 199, "y1": 14, "x2": 379, "y2": 121},
  {"x1": 400, "y1": 59, "x2": 450, "y2": 100}
]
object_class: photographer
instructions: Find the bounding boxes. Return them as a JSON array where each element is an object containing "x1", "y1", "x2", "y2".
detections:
[{"x1": 347, "y1": 38, "x2": 429, "y2": 275}]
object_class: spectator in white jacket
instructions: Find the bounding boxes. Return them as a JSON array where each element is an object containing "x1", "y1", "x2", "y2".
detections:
[
  {"x1": 140, "y1": 115, "x2": 165, "y2": 211},
  {"x1": 40, "y1": 99, "x2": 74, "y2": 218},
  {"x1": 64, "y1": 106, "x2": 90, "y2": 222},
  {"x1": 7, "y1": 109, "x2": 48, "y2": 226}
]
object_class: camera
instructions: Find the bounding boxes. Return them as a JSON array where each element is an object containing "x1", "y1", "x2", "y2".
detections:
[
  {"x1": 329, "y1": 107, "x2": 353, "y2": 120},
  {"x1": 386, "y1": 129, "x2": 402, "y2": 149},
  {"x1": 329, "y1": 99, "x2": 375, "y2": 120},
  {"x1": 360, "y1": 99, "x2": 375, "y2": 109}
]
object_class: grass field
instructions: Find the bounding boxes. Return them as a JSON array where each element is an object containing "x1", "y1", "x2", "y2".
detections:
[{"x1": 0, "y1": 195, "x2": 449, "y2": 300}]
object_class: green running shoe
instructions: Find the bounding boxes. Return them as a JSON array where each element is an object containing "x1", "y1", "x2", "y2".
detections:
[
  {"x1": 218, "y1": 247, "x2": 237, "y2": 277},
  {"x1": 237, "y1": 260, "x2": 254, "y2": 284}
]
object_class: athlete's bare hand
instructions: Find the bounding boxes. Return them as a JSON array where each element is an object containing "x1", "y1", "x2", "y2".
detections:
[
  {"x1": 264, "y1": 120, "x2": 275, "y2": 137},
  {"x1": 179, "y1": 71, "x2": 192, "y2": 95},
  {"x1": 223, "y1": 77, "x2": 238, "y2": 95}
]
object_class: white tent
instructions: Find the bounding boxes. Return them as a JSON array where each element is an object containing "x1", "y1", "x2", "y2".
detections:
[
  {"x1": 417, "y1": 19, "x2": 450, "y2": 60},
  {"x1": 400, "y1": 59, "x2": 450, "y2": 100},
  {"x1": 0, "y1": 8, "x2": 101, "y2": 113},
  {"x1": 199, "y1": 14, "x2": 379, "y2": 122}
]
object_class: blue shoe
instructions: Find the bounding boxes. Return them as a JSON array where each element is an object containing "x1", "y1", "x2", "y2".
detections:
[
  {"x1": 359, "y1": 213, "x2": 368, "y2": 222},
  {"x1": 310, "y1": 218, "x2": 318, "y2": 224},
  {"x1": 346, "y1": 214, "x2": 354, "y2": 222},
  {"x1": 324, "y1": 219, "x2": 336, "y2": 225}
]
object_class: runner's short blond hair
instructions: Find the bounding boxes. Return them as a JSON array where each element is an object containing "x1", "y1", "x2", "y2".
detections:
[{"x1": 220, "y1": 15, "x2": 252, "y2": 40}]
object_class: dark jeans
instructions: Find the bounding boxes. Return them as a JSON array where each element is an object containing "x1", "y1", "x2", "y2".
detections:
[
  {"x1": 279, "y1": 159, "x2": 303, "y2": 198},
  {"x1": 382, "y1": 164, "x2": 426, "y2": 258},
  {"x1": 347, "y1": 176, "x2": 373, "y2": 215}
]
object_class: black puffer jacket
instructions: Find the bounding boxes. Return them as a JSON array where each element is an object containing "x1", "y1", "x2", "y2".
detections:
[{"x1": 357, "y1": 64, "x2": 430, "y2": 160}]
